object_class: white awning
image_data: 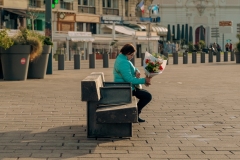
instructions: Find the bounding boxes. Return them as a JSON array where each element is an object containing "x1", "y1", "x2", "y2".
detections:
[
  {"x1": 152, "y1": 26, "x2": 168, "y2": 36},
  {"x1": 127, "y1": 23, "x2": 168, "y2": 36},
  {"x1": 105, "y1": 25, "x2": 135, "y2": 35},
  {"x1": 137, "y1": 36, "x2": 160, "y2": 40},
  {"x1": 136, "y1": 24, "x2": 147, "y2": 30}
]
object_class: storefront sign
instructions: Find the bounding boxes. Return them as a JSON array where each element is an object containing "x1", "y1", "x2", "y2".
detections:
[
  {"x1": 102, "y1": 16, "x2": 122, "y2": 21},
  {"x1": 101, "y1": 16, "x2": 122, "y2": 24},
  {"x1": 68, "y1": 31, "x2": 92, "y2": 37},
  {"x1": 219, "y1": 21, "x2": 232, "y2": 26}
]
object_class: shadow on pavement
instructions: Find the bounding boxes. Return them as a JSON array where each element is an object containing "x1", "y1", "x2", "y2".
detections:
[{"x1": 0, "y1": 125, "x2": 124, "y2": 159}]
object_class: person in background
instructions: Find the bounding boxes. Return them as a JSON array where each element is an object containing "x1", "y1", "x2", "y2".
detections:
[
  {"x1": 225, "y1": 43, "x2": 230, "y2": 51},
  {"x1": 230, "y1": 43, "x2": 233, "y2": 51},
  {"x1": 113, "y1": 44, "x2": 152, "y2": 123}
]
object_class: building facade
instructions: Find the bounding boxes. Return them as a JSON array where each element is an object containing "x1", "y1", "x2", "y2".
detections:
[
  {"x1": 153, "y1": 0, "x2": 240, "y2": 50},
  {"x1": 0, "y1": 0, "x2": 166, "y2": 58}
]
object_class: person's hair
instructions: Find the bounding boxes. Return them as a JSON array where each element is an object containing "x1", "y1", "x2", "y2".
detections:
[{"x1": 120, "y1": 43, "x2": 136, "y2": 55}]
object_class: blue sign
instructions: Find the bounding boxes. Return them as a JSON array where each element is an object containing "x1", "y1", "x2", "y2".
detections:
[{"x1": 139, "y1": 17, "x2": 161, "y2": 23}]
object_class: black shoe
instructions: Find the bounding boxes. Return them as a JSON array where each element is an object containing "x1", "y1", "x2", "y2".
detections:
[{"x1": 138, "y1": 117, "x2": 145, "y2": 122}]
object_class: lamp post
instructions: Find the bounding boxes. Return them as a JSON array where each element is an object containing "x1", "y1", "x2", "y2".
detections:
[{"x1": 45, "y1": 0, "x2": 52, "y2": 74}]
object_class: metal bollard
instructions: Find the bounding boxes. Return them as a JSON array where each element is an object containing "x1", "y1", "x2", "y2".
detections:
[
  {"x1": 58, "y1": 54, "x2": 64, "y2": 70},
  {"x1": 216, "y1": 51, "x2": 221, "y2": 62},
  {"x1": 136, "y1": 44, "x2": 141, "y2": 58},
  {"x1": 224, "y1": 51, "x2": 228, "y2": 62},
  {"x1": 103, "y1": 53, "x2": 109, "y2": 68},
  {"x1": 164, "y1": 52, "x2": 169, "y2": 65},
  {"x1": 231, "y1": 51, "x2": 235, "y2": 61},
  {"x1": 183, "y1": 51, "x2": 188, "y2": 64},
  {"x1": 74, "y1": 54, "x2": 80, "y2": 69},
  {"x1": 192, "y1": 52, "x2": 197, "y2": 63},
  {"x1": 208, "y1": 50, "x2": 213, "y2": 63},
  {"x1": 173, "y1": 52, "x2": 178, "y2": 64},
  {"x1": 89, "y1": 53, "x2": 95, "y2": 68},
  {"x1": 0, "y1": 59, "x2": 3, "y2": 79},
  {"x1": 201, "y1": 52, "x2": 205, "y2": 63},
  {"x1": 141, "y1": 53, "x2": 145, "y2": 66}
]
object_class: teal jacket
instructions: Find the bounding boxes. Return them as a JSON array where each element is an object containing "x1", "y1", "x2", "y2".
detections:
[{"x1": 113, "y1": 53, "x2": 146, "y2": 90}]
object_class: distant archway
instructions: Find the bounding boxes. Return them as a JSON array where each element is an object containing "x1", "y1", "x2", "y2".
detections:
[{"x1": 195, "y1": 26, "x2": 205, "y2": 44}]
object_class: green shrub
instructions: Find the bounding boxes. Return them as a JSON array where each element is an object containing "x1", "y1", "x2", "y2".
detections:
[{"x1": 0, "y1": 29, "x2": 14, "y2": 50}]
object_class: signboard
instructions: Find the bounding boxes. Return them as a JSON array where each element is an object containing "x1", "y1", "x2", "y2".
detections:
[
  {"x1": 102, "y1": 16, "x2": 122, "y2": 21},
  {"x1": 219, "y1": 21, "x2": 232, "y2": 26},
  {"x1": 211, "y1": 27, "x2": 219, "y2": 38},
  {"x1": 68, "y1": 31, "x2": 92, "y2": 37},
  {"x1": 237, "y1": 23, "x2": 240, "y2": 33},
  {"x1": 101, "y1": 16, "x2": 122, "y2": 24},
  {"x1": 219, "y1": 26, "x2": 233, "y2": 33}
]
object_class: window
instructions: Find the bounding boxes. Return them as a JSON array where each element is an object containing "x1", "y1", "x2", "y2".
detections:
[
  {"x1": 78, "y1": 0, "x2": 94, "y2": 6},
  {"x1": 86, "y1": 23, "x2": 96, "y2": 34},
  {"x1": 102, "y1": 0, "x2": 119, "y2": 15},
  {"x1": 77, "y1": 23, "x2": 84, "y2": 31},
  {"x1": 78, "y1": 0, "x2": 95, "y2": 14},
  {"x1": 29, "y1": 0, "x2": 42, "y2": 8},
  {"x1": 60, "y1": 0, "x2": 73, "y2": 10},
  {"x1": 103, "y1": 0, "x2": 106, "y2": 7},
  {"x1": 89, "y1": 0, "x2": 94, "y2": 6},
  {"x1": 29, "y1": 0, "x2": 36, "y2": 7},
  {"x1": 125, "y1": 0, "x2": 128, "y2": 16},
  {"x1": 77, "y1": 22, "x2": 96, "y2": 34},
  {"x1": 83, "y1": 0, "x2": 87, "y2": 5},
  {"x1": 102, "y1": 0, "x2": 118, "y2": 9},
  {"x1": 113, "y1": 0, "x2": 118, "y2": 8},
  {"x1": 107, "y1": 0, "x2": 111, "y2": 7}
]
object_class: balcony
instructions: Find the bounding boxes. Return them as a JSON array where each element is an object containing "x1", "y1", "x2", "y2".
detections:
[
  {"x1": 0, "y1": 0, "x2": 3, "y2": 5},
  {"x1": 78, "y1": 6, "x2": 95, "y2": 14},
  {"x1": 29, "y1": 0, "x2": 42, "y2": 8},
  {"x1": 103, "y1": 8, "x2": 119, "y2": 16},
  {"x1": 60, "y1": 2, "x2": 73, "y2": 10}
]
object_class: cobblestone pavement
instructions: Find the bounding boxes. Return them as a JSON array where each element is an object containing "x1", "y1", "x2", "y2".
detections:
[{"x1": 0, "y1": 56, "x2": 240, "y2": 160}]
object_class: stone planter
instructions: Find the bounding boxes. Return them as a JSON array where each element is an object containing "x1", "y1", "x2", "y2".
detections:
[
  {"x1": 27, "y1": 45, "x2": 51, "y2": 79},
  {"x1": 1, "y1": 45, "x2": 31, "y2": 81}
]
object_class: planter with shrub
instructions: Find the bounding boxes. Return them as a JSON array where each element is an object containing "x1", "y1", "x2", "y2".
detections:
[
  {"x1": 27, "y1": 36, "x2": 53, "y2": 79},
  {"x1": 0, "y1": 28, "x2": 37, "y2": 81}
]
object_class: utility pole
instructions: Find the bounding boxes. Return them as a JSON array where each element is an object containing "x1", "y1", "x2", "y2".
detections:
[
  {"x1": 45, "y1": 0, "x2": 52, "y2": 74},
  {"x1": 147, "y1": 23, "x2": 151, "y2": 53}
]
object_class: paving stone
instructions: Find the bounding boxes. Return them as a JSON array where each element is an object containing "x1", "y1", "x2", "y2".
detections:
[{"x1": 0, "y1": 59, "x2": 239, "y2": 159}]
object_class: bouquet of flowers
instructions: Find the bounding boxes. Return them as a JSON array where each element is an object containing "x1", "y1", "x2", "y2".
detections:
[{"x1": 143, "y1": 52, "x2": 168, "y2": 77}]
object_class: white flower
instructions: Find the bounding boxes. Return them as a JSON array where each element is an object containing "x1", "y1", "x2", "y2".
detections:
[{"x1": 156, "y1": 58, "x2": 163, "y2": 64}]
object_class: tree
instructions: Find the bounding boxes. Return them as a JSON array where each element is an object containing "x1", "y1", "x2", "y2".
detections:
[{"x1": 26, "y1": 7, "x2": 40, "y2": 30}]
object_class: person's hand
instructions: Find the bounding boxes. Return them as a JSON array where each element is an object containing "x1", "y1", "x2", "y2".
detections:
[
  {"x1": 135, "y1": 71, "x2": 140, "y2": 78},
  {"x1": 144, "y1": 83, "x2": 150, "y2": 87},
  {"x1": 145, "y1": 77, "x2": 151, "y2": 85}
]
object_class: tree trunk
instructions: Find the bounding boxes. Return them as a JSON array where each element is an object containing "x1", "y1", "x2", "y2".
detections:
[{"x1": 31, "y1": 19, "x2": 34, "y2": 30}]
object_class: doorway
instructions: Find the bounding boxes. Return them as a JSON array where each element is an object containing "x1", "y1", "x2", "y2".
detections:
[{"x1": 195, "y1": 26, "x2": 205, "y2": 44}]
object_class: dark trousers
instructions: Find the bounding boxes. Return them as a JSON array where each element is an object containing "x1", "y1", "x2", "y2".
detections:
[{"x1": 132, "y1": 88, "x2": 152, "y2": 114}]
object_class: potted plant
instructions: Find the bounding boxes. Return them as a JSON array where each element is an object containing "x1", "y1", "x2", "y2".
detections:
[
  {"x1": 0, "y1": 29, "x2": 14, "y2": 79},
  {"x1": 235, "y1": 34, "x2": 240, "y2": 63},
  {"x1": 27, "y1": 33, "x2": 53, "y2": 79},
  {"x1": 0, "y1": 28, "x2": 40, "y2": 81}
]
